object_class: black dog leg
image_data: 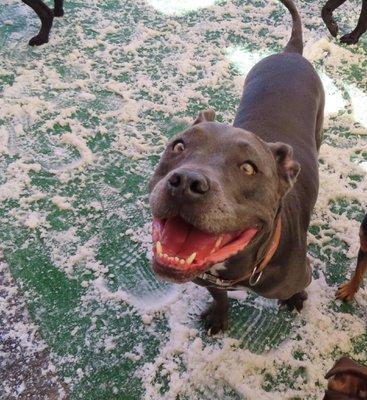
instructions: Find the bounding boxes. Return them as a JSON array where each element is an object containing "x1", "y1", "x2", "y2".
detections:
[
  {"x1": 322, "y1": 0, "x2": 347, "y2": 37},
  {"x1": 53, "y1": 0, "x2": 64, "y2": 17},
  {"x1": 279, "y1": 290, "x2": 308, "y2": 312},
  {"x1": 340, "y1": 0, "x2": 367, "y2": 44},
  {"x1": 22, "y1": 0, "x2": 53, "y2": 46},
  {"x1": 201, "y1": 287, "x2": 229, "y2": 334}
]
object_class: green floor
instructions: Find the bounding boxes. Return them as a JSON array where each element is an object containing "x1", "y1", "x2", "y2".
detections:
[{"x1": 1, "y1": 0, "x2": 366, "y2": 399}]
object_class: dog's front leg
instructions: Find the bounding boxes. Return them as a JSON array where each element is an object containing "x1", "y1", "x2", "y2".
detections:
[
  {"x1": 340, "y1": 0, "x2": 367, "y2": 44},
  {"x1": 336, "y1": 249, "x2": 367, "y2": 300},
  {"x1": 279, "y1": 290, "x2": 308, "y2": 312},
  {"x1": 53, "y1": 0, "x2": 64, "y2": 17},
  {"x1": 336, "y1": 217, "x2": 367, "y2": 301},
  {"x1": 201, "y1": 287, "x2": 229, "y2": 334},
  {"x1": 322, "y1": 0, "x2": 347, "y2": 37},
  {"x1": 22, "y1": 0, "x2": 53, "y2": 46}
]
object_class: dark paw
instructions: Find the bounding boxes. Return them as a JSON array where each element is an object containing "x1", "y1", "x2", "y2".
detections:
[
  {"x1": 53, "y1": 8, "x2": 64, "y2": 17},
  {"x1": 200, "y1": 303, "x2": 228, "y2": 335},
  {"x1": 29, "y1": 34, "x2": 49, "y2": 46},
  {"x1": 321, "y1": 9, "x2": 339, "y2": 37},
  {"x1": 340, "y1": 32, "x2": 360, "y2": 45},
  {"x1": 278, "y1": 291, "x2": 308, "y2": 312}
]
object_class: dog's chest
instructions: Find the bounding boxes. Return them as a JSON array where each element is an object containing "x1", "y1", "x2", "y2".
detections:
[
  {"x1": 200, "y1": 262, "x2": 248, "y2": 291},
  {"x1": 208, "y1": 262, "x2": 227, "y2": 276}
]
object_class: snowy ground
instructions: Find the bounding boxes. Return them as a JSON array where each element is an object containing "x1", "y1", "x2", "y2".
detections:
[{"x1": 0, "y1": 0, "x2": 366, "y2": 399}]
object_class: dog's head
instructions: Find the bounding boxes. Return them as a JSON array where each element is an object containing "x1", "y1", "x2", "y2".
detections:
[
  {"x1": 149, "y1": 110, "x2": 300, "y2": 282},
  {"x1": 324, "y1": 357, "x2": 367, "y2": 399}
]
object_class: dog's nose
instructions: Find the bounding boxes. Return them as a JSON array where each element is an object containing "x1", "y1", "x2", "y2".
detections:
[{"x1": 167, "y1": 171, "x2": 210, "y2": 199}]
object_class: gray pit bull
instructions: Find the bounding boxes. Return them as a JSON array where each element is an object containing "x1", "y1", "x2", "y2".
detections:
[{"x1": 149, "y1": 0, "x2": 325, "y2": 334}]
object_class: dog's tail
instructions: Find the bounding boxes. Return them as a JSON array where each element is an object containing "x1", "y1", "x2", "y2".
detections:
[{"x1": 279, "y1": 0, "x2": 303, "y2": 54}]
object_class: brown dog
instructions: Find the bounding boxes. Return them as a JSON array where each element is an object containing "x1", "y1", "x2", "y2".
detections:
[
  {"x1": 324, "y1": 357, "x2": 367, "y2": 399},
  {"x1": 322, "y1": 0, "x2": 367, "y2": 44},
  {"x1": 21, "y1": 0, "x2": 64, "y2": 46},
  {"x1": 336, "y1": 213, "x2": 367, "y2": 301}
]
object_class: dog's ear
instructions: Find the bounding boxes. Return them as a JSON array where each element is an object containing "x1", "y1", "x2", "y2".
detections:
[
  {"x1": 193, "y1": 109, "x2": 215, "y2": 125},
  {"x1": 268, "y1": 142, "x2": 300, "y2": 195},
  {"x1": 325, "y1": 357, "x2": 367, "y2": 398},
  {"x1": 325, "y1": 357, "x2": 367, "y2": 381}
]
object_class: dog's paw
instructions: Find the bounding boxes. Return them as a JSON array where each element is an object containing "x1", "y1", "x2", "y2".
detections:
[
  {"x1": 340, "y1": 31, "x2": 361, "y2": 45},
  {"x1": 278, "y1": 291, "x2": 308, "y2": 312},
  {"x1": 321, "y1": 9, "x2": 339, "y2": 37},
  {"x1": 336, "y1": 282, "x2": 358, "y2": 302},
  {"x1": 29, "y1": 34, "x2": 49, "y2": 46},
  {"x1": 200, "y1": 303, "x2": 228, "y2": 335},
  {"x1": 53, "y1": 8, "x2": 64, "y2": 17}
]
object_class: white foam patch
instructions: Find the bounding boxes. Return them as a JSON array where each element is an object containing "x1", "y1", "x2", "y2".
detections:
[
  {"x1": 226, "y1": 46, "x2": 266, "y2": 75},
  {"x1": 147, "y1": 0, "x2": 217, "y2": 15},
  {"x1": 320, "y1": 72, "x2": 346, "y2": 115},
  {"x1": 345, "y1": 84, "x2": 367, "y2": 128},
  {"x1": 136, "y1": 276, "x2": 366, "y2": 400}
]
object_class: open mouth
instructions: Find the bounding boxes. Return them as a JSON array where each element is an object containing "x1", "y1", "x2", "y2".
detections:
[{"x1": 152, "y1": 216, "x2": 258, "y2": 282}]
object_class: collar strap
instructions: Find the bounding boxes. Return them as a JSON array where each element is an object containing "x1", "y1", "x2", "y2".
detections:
[{"x1": 199, "y1": 216, "x2": 282, "y2": 289}]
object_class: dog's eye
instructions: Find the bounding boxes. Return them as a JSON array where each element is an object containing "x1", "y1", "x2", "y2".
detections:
[
  {"x1": 241, "y1": 162, "x2": 257, "y2": 175},
  {"x1": 172, "y1": 140, "x2": 185, "y2": 154}
]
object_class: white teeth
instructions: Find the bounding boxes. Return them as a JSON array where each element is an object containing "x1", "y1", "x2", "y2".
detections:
[
  {"x1": 186, "y1": 252, "x2": 196, "y2": 265},
  {"x1": 215, "y1": 237, "x2": 222, "y2": 248},
  {"x1": 157, "y1": 250, "x2": 196, "y2": 266}
]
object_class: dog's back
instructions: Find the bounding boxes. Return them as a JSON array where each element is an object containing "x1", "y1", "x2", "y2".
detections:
[{"x1": 233, "y1": 0, "x2": 325, "y2": 224}]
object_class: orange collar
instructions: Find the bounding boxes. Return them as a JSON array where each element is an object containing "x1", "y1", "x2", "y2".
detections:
[
  {"x1": 248, "y1": 216, "x2": 282, "y2": 286},
  {"x1": 199, "y1": 216, "x2": 282, "y2": 289}
]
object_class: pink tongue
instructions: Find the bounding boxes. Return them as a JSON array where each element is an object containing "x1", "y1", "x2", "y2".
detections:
[{"x1": 161, "y1": 217, "x2": 236, "y2": 259}]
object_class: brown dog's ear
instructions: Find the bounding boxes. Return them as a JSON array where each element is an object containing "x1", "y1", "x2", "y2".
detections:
[
  {"x1": 325, "y1": 357, "x2": 367, "y2": 399},
  {"x1": 193, "y1": 109, "x2": 215, "y2": 125},
  {"x1": 325, "y1": 357, "x2": 367, "y2": 381},
  {"x1": 268, "y1": 142, "x2": 300, "y2": 195}
]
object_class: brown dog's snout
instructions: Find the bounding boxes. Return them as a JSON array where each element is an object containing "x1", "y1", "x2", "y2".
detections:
[{"x1": 167, "y1": 170, "x2": 210, "y2": 200}]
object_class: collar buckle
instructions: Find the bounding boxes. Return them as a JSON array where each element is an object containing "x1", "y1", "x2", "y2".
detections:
[{"x1": 248, "y1": 265, "x2": 263, "y2": 286}]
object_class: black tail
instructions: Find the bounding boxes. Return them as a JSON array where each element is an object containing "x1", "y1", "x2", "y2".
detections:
[{"x1": 279, "y1": 0, "x2": 303, "y2": 54}]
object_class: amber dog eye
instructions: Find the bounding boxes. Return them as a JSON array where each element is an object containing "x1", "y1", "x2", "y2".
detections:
[
  {"x1": 172, "y1": 140, "x2": 185, "y2": 153},
  {"x1": 241, "y1": 162, "x2": 257, "y2": 175}
]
